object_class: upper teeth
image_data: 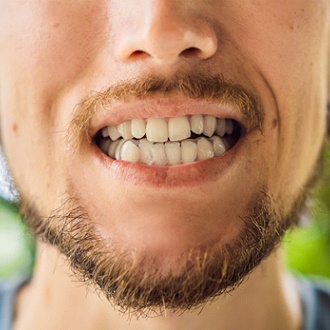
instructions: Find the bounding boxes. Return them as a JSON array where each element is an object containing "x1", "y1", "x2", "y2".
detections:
[
  {"x1": 102, "y1": 115, "x2": 232, "y2": 143},
  {"x1": 99, "y1": 115, "x2": 237, "y2": 165}
]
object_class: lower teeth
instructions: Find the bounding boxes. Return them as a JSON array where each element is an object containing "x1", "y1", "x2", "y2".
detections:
[
  {"x1": 99, "y1": 135, "x2": 231, "y2": 166},
  {"x1": 96, "y1": 117, "x2": 241, "y2": 166}
]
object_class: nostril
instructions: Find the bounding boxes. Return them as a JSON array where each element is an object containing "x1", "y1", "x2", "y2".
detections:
[
  {"x1": 180, "y1": 47, "x2": 202, "y2": 58},
  {"x1": 130, "y1": 50, "x2": 149, "y2": 60},
  {"x1": 127, "y1": 47, "x2": 207, "y2": 62}
]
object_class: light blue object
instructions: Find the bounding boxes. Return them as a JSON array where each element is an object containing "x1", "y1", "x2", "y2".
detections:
[{"x1": 0, "y1": 147, "x2": 19, "y2": 202}]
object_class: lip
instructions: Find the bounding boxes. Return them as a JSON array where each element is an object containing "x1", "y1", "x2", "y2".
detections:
[
  {"x1": 89, "y1": 96, "x2": 248, "y2": 137},
  {"x1": 80, "y1": 96, "x2": 252, "y2": 188},
  {"x1": 86, "y1": 127, "x2": 246, "y2": 188}
]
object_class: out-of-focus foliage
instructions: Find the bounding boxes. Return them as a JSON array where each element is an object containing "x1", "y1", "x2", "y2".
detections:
[
  {"x1": 284, "y1": 141, "x2": 330, "y2": 277},
  {"x1": 0, "y1": 199, "x2": 34, "y2": 279}
]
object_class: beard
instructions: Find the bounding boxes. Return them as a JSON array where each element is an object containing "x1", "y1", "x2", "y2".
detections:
[
  {"x1": 19, "y1": 186, "x2": 311, "y2": 317},
  {"x1": 13, "y1": 73, "x2": 321, "y2": 316}
]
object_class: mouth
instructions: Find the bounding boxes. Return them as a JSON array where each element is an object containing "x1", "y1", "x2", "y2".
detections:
[{"x1": 94, "y1": 114, "x2": 242, "y2": 166}]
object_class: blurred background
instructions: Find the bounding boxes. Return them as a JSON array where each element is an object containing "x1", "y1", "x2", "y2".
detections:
[{"x1": 1, "y1": 143, "x2": 330, "y2": 280}]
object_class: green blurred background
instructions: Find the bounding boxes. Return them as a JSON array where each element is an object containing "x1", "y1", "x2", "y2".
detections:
[{"x1": 1, "y1": 143, "x2": 330, "y2": 280}]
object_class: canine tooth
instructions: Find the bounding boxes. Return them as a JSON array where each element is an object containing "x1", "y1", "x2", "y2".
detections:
[
  {"x1": 197, "y1": 137, "x2": 214, "y2": 160},
  {"x1": 100, "y1": 138, "x2": 111, "y2": 153},
  {"x1": 226, "y1": 119, "x2": 234, "y2": 134},
  {"x1": 101, "y1": 127, "x2": 109, "y2": 138},
  {"x1": 181, "y1": 140, "x2": 197, "y2": 164},
  {"x1": 139, "y1": 139, "x2": 154, "y2": 165},
  {"x1": 152, "y1": 143, "x2": 167, "y2": 166},
  {"x1": 131, "y1": 119, "x2": 146, "y2": 139},
  {"x1": 117, "y1": 121, "x2": 133, "y2": 140},
  {"x1": 108, "y1": 140, "x2": 121, "y2": 158},
  {"x1": 146, "y1": 118, "x2": 168, "y2": 142},
  {"x1": 114, "y1": 139, "x2": 126, "y2": 160},
  {"x1": 190, "y1": 114, "x2": 203, "y2": 134},
  {"x1": 210, "y1": 136, "x2": 226, "y2": 156},
  {"x1": 165, "y1": 142, "x2": 181, "y2": 165},
  {"x1": 216, "y1": 119, "x2": 226, "y2": 137},
  {"x1": 120, "y1": 140, "x2": 140, "y2": 163},
  {"x1": 108, "y1": 125, "x2": 121, "y2": 141},
  {"x1": 168, "y1": 116, "x2": 191, "y2": 142},
  {"x1": 203, "y1": 115, "x2": 217, "y2": 137}
]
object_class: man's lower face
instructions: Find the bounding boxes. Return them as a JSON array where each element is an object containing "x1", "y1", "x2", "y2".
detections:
[{"x1": 10, "y1": 75, "x2": 319, "y2": 316}]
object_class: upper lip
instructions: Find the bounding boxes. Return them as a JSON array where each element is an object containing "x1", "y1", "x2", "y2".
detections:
[{"x1": 89, "y1": 96, "x2": 248, "y2": 138}]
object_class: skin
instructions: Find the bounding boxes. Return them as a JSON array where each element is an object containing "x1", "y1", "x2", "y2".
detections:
[{"x1": 0, "y1": 0, "x2": 329, "y2": 329}]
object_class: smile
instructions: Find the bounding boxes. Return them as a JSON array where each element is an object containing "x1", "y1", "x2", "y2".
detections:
[{"x1": 95, "y1": 115, "x2": 241, "y2": 166}]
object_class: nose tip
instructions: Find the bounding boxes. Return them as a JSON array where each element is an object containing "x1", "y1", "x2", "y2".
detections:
[
  {"x1": 115, "y1": 11, "x2": 218, "y2": 65},
  {"x1": 148, "y1": 26, "x2": 218, "y2": 64}
]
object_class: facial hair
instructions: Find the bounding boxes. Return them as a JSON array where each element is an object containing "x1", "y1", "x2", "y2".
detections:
[
  {"x1": 17, "y1": 74, "x2": 318, "y2": 316},
  {"x1": 20, "y1": 187, "x2": 310, "y2": 316}
]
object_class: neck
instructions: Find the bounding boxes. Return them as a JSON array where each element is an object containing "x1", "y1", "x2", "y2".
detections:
[{"x1": 14, "y1": 243, "x2": 302, "y2": 330}]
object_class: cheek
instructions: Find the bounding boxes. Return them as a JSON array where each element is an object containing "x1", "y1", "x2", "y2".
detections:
[
  {"x1": 0, "y1": 1, "x2": 110, "y2": 95},
  {"x1": 265, "y1": 105, "x2": 326, "y2": 211},
  {"x1": 0, "y1": 1, "x2": 112, "y2": 207}
]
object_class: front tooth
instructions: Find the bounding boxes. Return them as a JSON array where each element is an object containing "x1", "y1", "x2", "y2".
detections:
[
  {"x1": 168, "y1": 116, "x2": 191, "y2": 142},
  {"x1": 120, "y1": 140, "x2": 140, "y2": 163},
  {"x1": 108, "y1": 125, "x2": 121, "y2": 141},
  {"x1": 210, "y1": 136, "x2": 226, "y2": 156},
  {"x1": 203, "y1": 115, "x2": 217, "y2": 137},
  {"x1": 165, "y1": 142, "x2": 181, "y2": 165},
  {"x1": 151, "y1": 143, "x2": 167, "y2": 166},
  {"x1": 190, "y1": 114, "x2": 204, "y2": 134},
  {"x1": 117, "y1": 121, "x2": 133, "y2": 140},
  {"x1": 139, "y1": 139, "x2": 154, "y2": 165},
  {"x1": 215, "y1": 119, "x2": 226, "y2": 137},
  {"x1": 226, "y1": 119, "x2": 234, "y2": 134},
  {"x1": 131, "y1": 119, "x2": 146, "y2": 139},
  {"x1": 181, "y1": 140, "x2": 197, "y2": 164},
  {"x1": 146, "y1": 118, "x2": 168, "y2": 142},
  {"x1": 197, "y1": 137, "x2": 214, "y2": 160}
]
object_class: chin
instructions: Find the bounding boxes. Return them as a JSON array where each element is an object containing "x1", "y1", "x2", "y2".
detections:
[
  {"x1": 19, "y1": 178, "x2": 302, "y2": 316},
  {"x1": 93, "y1": 205, "x2": 244, "y2": 266}
]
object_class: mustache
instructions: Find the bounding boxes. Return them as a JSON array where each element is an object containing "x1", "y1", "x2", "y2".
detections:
[{"x1": 70, "y1": 74, "x2": 263, "y2": 144}]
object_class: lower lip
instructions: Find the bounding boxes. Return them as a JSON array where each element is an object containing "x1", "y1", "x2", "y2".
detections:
[{"x1": 89, "y1": 135, "x2": 245, "y2": 188}]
